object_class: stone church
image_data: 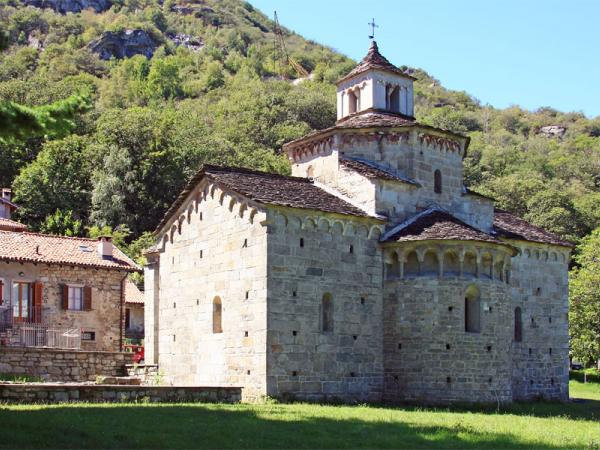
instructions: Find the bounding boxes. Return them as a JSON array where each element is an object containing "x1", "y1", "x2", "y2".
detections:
[{"x1": 144, "y1": 42, "x2": 572, "y2": 404}]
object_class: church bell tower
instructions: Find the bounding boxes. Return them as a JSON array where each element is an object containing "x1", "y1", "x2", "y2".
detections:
[{"x1": 336, "y1": 41, "x2": 416, "y2": 120}]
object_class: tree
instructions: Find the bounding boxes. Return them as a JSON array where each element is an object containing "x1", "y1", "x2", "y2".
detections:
[
  {"x1": 12, "y1": 135, "x2": 95, "y2": 229},
  {"x1": 569, "y1": 228, "x2": 600, "y2": 366},
  {"x1": 40, "y1": 209, "x2": 84, "y2": 236},
  {"x1": 0, "y1": 93, "x2": 90, "y2": 144}
]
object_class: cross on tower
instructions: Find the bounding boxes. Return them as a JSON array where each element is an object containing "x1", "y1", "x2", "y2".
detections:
[{"x1": 368, "y1": 18, "x2": 378, "y2": 40}]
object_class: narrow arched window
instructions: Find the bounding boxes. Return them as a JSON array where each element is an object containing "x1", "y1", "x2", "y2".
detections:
[
  {"x1": 348, "y1": 90, "x2": 358, "y2": 114},
  {"x1": 514, "y1": 307, "x2": 522, "y2": 342},
  {"x1": 213, "y1": 296, "x2": 222, "y2": 334},
  {"x1": 322, "y1": 293, "x2": 333, "y2": 332},
  {"x1": 434, "y1": 169, "x2": 442, "y2": 194},
  {"x1": 465, "y1": 285, "x2": 480, "y2": 333}
]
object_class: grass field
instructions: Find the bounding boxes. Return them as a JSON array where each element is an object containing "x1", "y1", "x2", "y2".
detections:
[{"x1": 1, "y1": 376, "x2": 599, "y2": 449}]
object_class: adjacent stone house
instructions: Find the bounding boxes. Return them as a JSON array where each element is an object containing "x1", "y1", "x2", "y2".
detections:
[
  {"x1": 124, "y1": 279, "x2": 144, "y2": 340},
  {"x1": 0, "y1": 192, "x2": 140, "y2": 352},
  {"x1": 145, "y1": 42, "x2": 572, "y2": 404}
]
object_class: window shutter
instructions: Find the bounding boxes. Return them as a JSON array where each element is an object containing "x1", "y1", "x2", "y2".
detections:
[
  {"x1": 33, "y1": 282, "x2": 43, "y2": 323},
  {"x1": 0, "y1": 279, "x2": 3, "y2": 306},
  {"x1": 83, "y1": 286, "x2": 92, "y2": 311},
  {"x1": 61, "y1": 284, "x2": 68, "y2": 310}
]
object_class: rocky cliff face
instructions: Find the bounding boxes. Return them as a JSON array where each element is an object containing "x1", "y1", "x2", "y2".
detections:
[
  {"x1": 88, "y1": 30, "x2": 158, "y2": 60},
  {"x1": 23, "y1": 0, "x2": 111, "y2": 13}
]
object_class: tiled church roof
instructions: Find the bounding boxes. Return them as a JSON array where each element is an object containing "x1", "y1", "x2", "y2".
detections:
[
  {"x1": 335, "y1": 110, "x2": 416, "y2": 128},
  {"x1": 493, "y1": 210, "x2": 574, "y2": 248},
  {"x1": 338, "y1": 41, "x2": 416, "y2": 83},
  {"x1": 383, "y1": 209, "x2": 504, "y2": 246},
  {"x1": 155, "y1": 165, "x2": 377, "y2": 233},
  {"x1": 340, "y1": 157, "x2": 419, "y2": 185},
  {"x1": 0, "y1": 217, "x2": 27, "y2": 232},
  {"x1": 0, "y1": 231, "x2": 139, "y2": 271}
]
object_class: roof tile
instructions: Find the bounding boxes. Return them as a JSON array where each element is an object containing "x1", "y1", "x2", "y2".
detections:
[
  {"x1": 0, "y1": 231, "x2": 139, "y2": 271},
  {"x1": 155, "y1": 165, "x2": 376, "y2": 233},
  {"x1": 339, "y1": 41, "x2": 416, "y2": 83},
  {"x1": 493, "y1": 209, "x2": 574, "y2": 248},
  {"x1": 0, "y1": 217, "x2": 28, "y2": 232},
  {"x1": 124, "y1": 279, "x2": 144, "y2": 304},
  {"x1": 340, "y1": 157, "x2": 419, "y2": 185},
  {"x1": 384, "y1": 209, "x2": 503, "y2": 245}
]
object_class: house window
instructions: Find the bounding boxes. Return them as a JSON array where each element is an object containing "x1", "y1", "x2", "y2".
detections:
[
  {"x1": 213, "y1": 296, "x2": 222, "y2": 334},
  {"x1": 125, "y1": 308, "x2": 131, "y2": 329},
  {"x1": 81, "y1": 331, "x2": 96, "y2": 341},
  {"x1": 434, "y1": 169, "x2": 442, "y2": 194},
  {"x1": 68, "y1": 286, "x2": 84, "y2": 311},
  {"x1": 12, "y1": 282, "x2": 31, "y2": 321},
  {"x1": 514, "y1": 307, "x2": 523, "y2": 342},
  {"x1": 0, "y1": 278, "x2": 4, "y2": 305},
  {"x1": 322, "y1": 293, "x2": 333, "y2": 333},
  {"x1": 465, "y1": 285, "x2": 480, "y2": 333}
]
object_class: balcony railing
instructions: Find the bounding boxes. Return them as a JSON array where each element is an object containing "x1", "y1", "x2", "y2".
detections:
[{"x1": 0, "y1": 306, "x2": 81, "y2": 350}]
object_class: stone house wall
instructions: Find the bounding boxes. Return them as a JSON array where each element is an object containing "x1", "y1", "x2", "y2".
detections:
[
  {"x1": 0, "y1": 347, "x2": 129, "y2": 382},
  {"x1": 147, "y1": 182, "x2": 268, "y2": 400},
  {"x1": 265, "y1": 208, "x2": 385, "y2": 402},
  {"x1": 0, "y1": 262, "x2": 126, "y2": 352},
  {"x1": 508, "y1": 241, "x2": 571, "y2": 401}
]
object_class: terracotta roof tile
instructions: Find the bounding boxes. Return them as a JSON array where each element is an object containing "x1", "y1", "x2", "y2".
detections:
[
  {"x1": 493, "y1": 210, "x2": 574, "y2": 248},
  {"x1": 0, "y1": 217, "x2": 27, "y2": 232},
  {"x1": 383, "y1": 209, "x2": 504, "y2": 245},
  {"x1": 124, "y1": 279, "x2": 144, "y2": 304},
  {"x1": 0, "y1": 231, "x2": 140, "y2": 271},
  {"x1": 340, "y1": 157, "x2": 419, "y2": 185},
  {"x1": 339, "y1": 41, "x2": 416, "y2": 83},
  {"x1": 155, "y1": 165, "x2": 377, "y2": 233}
]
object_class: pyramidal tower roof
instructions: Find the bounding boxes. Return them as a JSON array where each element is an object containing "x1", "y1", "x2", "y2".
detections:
[{"x1": 338, "y1": 41, "x2": 416, "y2": 84}]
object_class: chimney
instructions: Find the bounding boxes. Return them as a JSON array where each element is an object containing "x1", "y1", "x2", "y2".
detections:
[
  {"x1": 2, "y1": 188, "x2": 11, "y2": 202},
  {"x1": 97, "y1": 236, "x2": 113, "y2": 259},
  {"x1": 0, "y1": 188, "x2": 12, "y2": 220}
]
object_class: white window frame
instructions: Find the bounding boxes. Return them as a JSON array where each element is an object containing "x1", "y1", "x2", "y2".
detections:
[{"x1": 68, "y1": 284, "x2": 84, "y2": 311}]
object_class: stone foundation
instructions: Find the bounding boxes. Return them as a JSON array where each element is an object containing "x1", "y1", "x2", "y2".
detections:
[
  {"x1": 0, "y1": 383, "x2": 242, "y2": 403},
  {"x1": 0, "y1": 347, "x2": 130, "y2": 382}
]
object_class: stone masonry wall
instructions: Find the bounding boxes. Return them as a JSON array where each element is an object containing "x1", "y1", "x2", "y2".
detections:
[
  {"x1": 384, "y1": 275, "x2": 513, "y2": 404},
  {"x1": 151, "y1": 182, "x2": 268, "y2": 400},
  {"x1": 0, "y1": 262, "x2": 126, "y2": 352},
  {"x1": 0, "y1": 383, "x2": 241, "y2": 404},
  {"x1": 266, "y1": 208, "x2": 384, "y2": 402},
  {"x1": 0, "y1": 347, "x2": 129, "y2": 382},
  {"x1": 508, "y1": 241, "x2": 570, "y2": 401}
]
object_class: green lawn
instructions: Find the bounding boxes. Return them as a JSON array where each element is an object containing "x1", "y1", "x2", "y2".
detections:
[{"x1": 1, "y1": 378, "x2": 599, "y2": 449}]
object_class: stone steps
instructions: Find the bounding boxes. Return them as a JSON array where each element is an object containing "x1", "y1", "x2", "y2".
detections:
[{"x1": 95, "y1": 375, "x2": 142, "y2": 386}]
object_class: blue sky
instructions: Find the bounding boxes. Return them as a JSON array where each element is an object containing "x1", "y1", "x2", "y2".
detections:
[{"x1": 251, "y1": 0, "x2": 600, "y2": 118}]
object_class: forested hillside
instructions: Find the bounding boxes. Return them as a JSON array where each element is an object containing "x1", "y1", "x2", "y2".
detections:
[{"x1": 2, "y1": 0, "x2": 600, "y2": 364}]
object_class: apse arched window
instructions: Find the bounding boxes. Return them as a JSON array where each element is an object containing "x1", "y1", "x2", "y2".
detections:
[
  {"x1": 514, "y1": 307, "x2": 523, "y2": 342},
  {"x1": 465, "y1": 285, "x2": 480, "y2": 333},
  {"x1": 434, "y1": 169, "x2": 442, "y2": 194},
  {"x1": 213, "y1": 296, "x2": 222, "y2": 334},
  {"x1": 322, "y1": 293, "x2": 333, "y2": 333}
]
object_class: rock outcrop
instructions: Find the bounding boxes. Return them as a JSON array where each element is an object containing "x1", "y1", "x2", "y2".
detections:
[
  {"x1": 167, "y1": 33, "x2": 203, "y2": 52},
  {"x1": 88, "y1": 29, "x2": 158, "y2": 60},
  {"x1": 539, "y1": 125, "x2": 567, "y2": 138},
  {"x1": 23, "y1": 0, "x2": 111, "y2": 13}
]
